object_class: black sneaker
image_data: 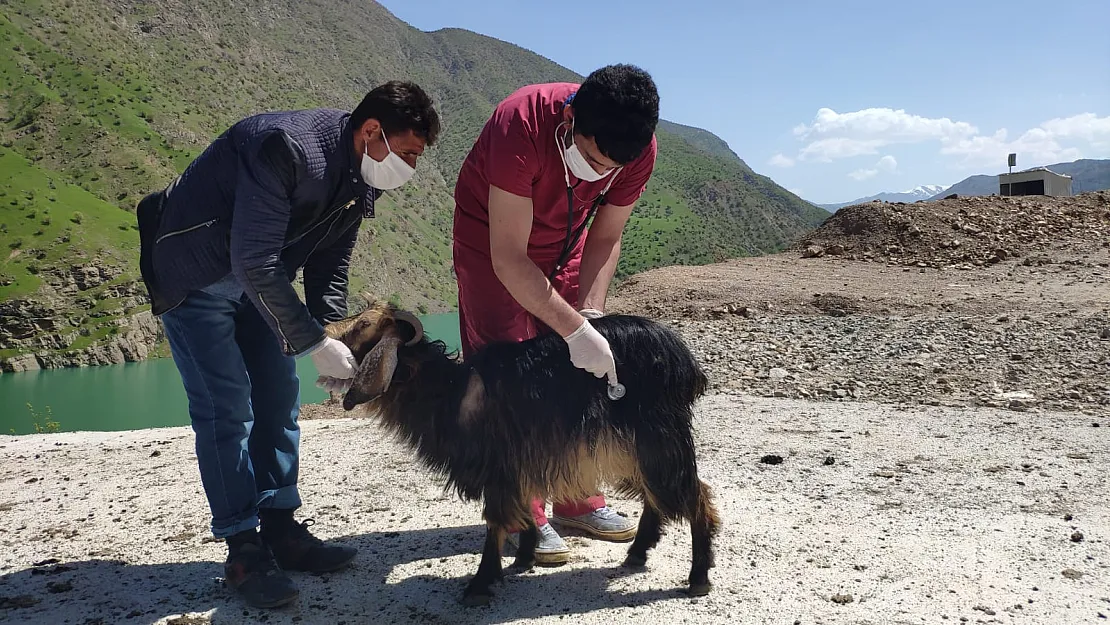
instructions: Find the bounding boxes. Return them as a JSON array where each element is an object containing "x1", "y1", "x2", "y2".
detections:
[
  {"x1": 261, "y1": 518, "x2": 358, "y2": 573},
  {"x1": 223, "y1": 541, "x2": 299, "y2": 609}
]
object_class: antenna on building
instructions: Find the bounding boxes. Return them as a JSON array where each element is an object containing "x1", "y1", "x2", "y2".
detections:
[{"x1": 1006, "y1": 153, "x2": 1016, "y2": 196}]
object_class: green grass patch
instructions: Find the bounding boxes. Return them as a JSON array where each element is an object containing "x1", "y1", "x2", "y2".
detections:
[{"x1": 0, "y1": 145, "x2": 138, "y2": 299}]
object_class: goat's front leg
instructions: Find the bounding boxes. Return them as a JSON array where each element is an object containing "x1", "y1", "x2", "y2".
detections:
[
  {"x1": 463, "y1": 487, "x2": 523, "y2": 606},
  {"x1": 462, "y1": 524, "x2": 505, "y2": 606},
  {"x1": 511, "y1": 521, "x2": 539, "y2": 571}
]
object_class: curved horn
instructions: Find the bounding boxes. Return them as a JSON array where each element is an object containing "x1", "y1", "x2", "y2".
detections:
[{"x1": 393, "y1": 309, "x2": 424, "y2": 346}]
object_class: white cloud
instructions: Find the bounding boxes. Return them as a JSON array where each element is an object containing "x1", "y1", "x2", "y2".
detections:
[
  {"x1": 940, "y1": 113, "x2": 1110, "y2": 167},
  {"x1": 1040, "y1": 113, "x2": 1110, "y2": 147},
  {"x1": 784, "y1": 107, "x2": 1110, "y2": 168},
  {"x1": 794, "y1": 107, "x2": 977, "y2": 161},
  {"x1": 769, "y1": 153, "x2": 795, "y2": 168},
  {"x1": 788, "y1": 187, "x2": 804, "y2": 196},
  {"x1": 848, "y1": 155, "x2": 898, "y2": 181}
]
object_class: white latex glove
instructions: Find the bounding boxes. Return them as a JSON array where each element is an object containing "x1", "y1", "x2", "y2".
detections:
[
  {"x1": 315, "y1": 375, "x2": 351, "y2": 395},
  {"x1": 579, "y1": 308, "x2": 605, "y2": 319},
  {"x1": 563, "y1": 318, "x2": 618, "y2": 385},
  {"x1": 308, "y1": 337, "x2": 357, "y2": 380}
]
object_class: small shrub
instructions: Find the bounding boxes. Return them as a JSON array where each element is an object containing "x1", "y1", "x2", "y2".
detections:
[
  {"x1": 9, "y1": 238, "x2": 22, "y2": 249},
  {"x1": 71, "y1": 211, "x2": 84, "y2": 224},
  {"x1": 27, "y1": 403, "x2": 60, "y2": 434}
]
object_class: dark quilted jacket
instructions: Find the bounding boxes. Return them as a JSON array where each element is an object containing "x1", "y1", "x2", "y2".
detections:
[{"x1": 136, "y1": 108, "x2": 381, "y2": 356}]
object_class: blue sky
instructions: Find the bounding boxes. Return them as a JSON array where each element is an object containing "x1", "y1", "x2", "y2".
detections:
[{"x1": 376, "y1": 0, "x2": 1110, "y2": 204}]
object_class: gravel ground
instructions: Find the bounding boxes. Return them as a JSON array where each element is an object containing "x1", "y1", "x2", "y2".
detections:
[
  {"x1": 608, "y1": 235, "x2": 1110, "y2": 415},
  {"x1": 669, "y1": 312, "x2": 1110, "y2": 413},
  {"x1": 1, "y1": 395, "x2": 1107, "y2": 625}
]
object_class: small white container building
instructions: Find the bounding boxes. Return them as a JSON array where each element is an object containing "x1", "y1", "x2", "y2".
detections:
[{"x1": 998, "y1": 167, "x2": 1073, "y2": 197}]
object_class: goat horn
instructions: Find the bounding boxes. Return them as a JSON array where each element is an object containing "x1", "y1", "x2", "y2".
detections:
[{"x1": 393, "y1": 310, "x2": 424, "y2": 346}]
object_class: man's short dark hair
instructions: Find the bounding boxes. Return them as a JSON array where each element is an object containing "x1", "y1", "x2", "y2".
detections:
[
  {"x1": 572, "y1": 64, "x2": 659, "y2": 164},
  {"x1": 351, "y1": 81, "x2": 441, "y2": 146}
]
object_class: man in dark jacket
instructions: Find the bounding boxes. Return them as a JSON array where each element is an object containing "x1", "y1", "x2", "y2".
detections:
[{"x1": 136, "y1": 81, "x2": 440, "y2": 609}]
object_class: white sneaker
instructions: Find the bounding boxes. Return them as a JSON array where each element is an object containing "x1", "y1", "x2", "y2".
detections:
[
  {"x1": 504, "y1": 522, "x2": 570, "y2": 565},
  {"x1": 552, "y1": 506, "x2": 638, "y2": 541}
]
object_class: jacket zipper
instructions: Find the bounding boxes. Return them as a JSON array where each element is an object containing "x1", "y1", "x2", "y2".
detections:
[
  {"x1": 256, "y1": 291, "x2": 293, "y2": 353},
  {"x1": 260, "y1": 200, "x2": 355, "y2": 354},
  {"x1": 304, "y1": 205, "x2": 347, "y2": 260},
  {"x1": 282, "y1": 198, "x2": 357, "y2": 251},
  {"x1": 155, "y1": 218, "x2": 218, "y2": 244}
]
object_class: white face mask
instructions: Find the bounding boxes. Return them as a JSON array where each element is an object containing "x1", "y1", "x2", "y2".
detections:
[
  {"x1": 360, "y1": 130, "x2": 415, "y2": 190},
  {"x1": 557, "y1": 121, "x2": 613, "y2": 183}
]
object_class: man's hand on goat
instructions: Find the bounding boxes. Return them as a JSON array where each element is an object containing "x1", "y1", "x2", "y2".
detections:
[
  {"x1": 308, "y1": 336, "x2": 358, "y2": 379},
  {"x1": 563, "y1": 318, "x2": 619, "y2": 386},
  {"x1": 316, "y1": 375, "x2": 352, "y2": 395}
]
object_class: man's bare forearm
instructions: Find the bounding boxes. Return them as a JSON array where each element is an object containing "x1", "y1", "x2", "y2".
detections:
[
  {"x1": 492, "y1": 254, "x2": 585, "y2": 338},
  {"x1": 578, "y1": 235, "x2": 621, "y2": 312}
]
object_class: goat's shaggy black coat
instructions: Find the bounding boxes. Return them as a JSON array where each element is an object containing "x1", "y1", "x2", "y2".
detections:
[{"x1": 328, "y1": 301, "x2": 720, "y2": 606}]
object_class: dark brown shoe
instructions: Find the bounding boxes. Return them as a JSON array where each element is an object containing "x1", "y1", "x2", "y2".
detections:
[
  {"x1": 223, "y1": 541, "x2": 299, "y2": 609},
  {"x1": 260, "y1": 518, "x2": 357, "y2": 573}
]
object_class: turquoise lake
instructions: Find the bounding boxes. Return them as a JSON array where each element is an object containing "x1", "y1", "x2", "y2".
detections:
[{"x1": 0, "y1": 312, "x2": 461, "y2": 435}]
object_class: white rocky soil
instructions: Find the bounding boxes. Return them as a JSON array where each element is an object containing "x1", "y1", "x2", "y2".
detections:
[{"x1": 1, "y1": 395, "x2": 1107, "y2": 624}]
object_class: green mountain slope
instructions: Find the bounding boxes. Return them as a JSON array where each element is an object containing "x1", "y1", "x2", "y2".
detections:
[{"x1": 0, "y1": 0, "x2": 824, "y2": 368}]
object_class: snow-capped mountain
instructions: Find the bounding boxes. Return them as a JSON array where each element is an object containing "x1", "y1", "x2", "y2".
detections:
[{"x1": 816, "y1": 185, "x2": 946, "y2": 211}]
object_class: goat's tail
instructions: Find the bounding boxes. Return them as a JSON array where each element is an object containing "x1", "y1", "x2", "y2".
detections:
[
  {"x1": 635, "y1": 406, "x2": 702, "y2": 521},
  {"x1": 693, "y1": 478, "x2": 720, "y2": 538}
]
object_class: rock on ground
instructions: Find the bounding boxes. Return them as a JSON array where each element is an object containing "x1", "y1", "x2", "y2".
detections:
[{"x1": 1, "y1": 396, "x2": 1107, "y2": 624}]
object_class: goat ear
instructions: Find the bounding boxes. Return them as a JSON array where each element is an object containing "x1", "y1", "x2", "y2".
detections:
[{"x1": 342, "y1": 328, "x2": 402, "y2": 410}]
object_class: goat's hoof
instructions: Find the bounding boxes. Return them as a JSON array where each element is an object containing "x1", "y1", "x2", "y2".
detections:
[
  {"x1": 687, "y1": 581, "x2": 712, "y2": 597},
  {"x1": 510, "y1": 557, "x2": 535, "y2": 572},
  {"x1": 622, "y1": 553, "x2": 648, "y2": 568}
]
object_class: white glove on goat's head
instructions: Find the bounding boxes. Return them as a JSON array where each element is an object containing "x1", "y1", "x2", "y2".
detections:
[{"x1": 308, "y1": 337, "x2": 358, "y2": 379}]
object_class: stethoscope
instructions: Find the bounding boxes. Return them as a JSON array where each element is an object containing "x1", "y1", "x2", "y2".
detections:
[
  {"x1": 548, "y1": 121, "x2": 623, "y2": 283},
  {"x1": 550, "y1": 117, "x2": 626, "y2": 402}
]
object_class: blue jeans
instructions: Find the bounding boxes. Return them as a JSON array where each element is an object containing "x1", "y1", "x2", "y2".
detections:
[{"x1": 161, "y1": 283, "x2": 303, "y2": 538}]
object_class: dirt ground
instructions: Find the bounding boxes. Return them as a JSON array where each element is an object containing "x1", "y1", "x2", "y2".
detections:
[
  {"x1": 607, "y1": 249, "x2": 1110, "y2": 321},
  {"x1": 1, "y1": 395, "x2": 1107, "y2": 625}
]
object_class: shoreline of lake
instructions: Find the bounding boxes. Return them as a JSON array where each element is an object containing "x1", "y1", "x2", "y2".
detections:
[{"x1": 0, "y1": 312, "x2": 462, "y2": 435}]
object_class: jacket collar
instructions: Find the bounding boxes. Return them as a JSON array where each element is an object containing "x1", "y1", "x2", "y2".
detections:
[{"x1": 340, "y1": 114, "x2": 377, "y2": 218}]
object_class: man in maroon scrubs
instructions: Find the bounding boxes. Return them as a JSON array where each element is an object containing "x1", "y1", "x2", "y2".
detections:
[{"x1": 451, "y1": 64, "x2": 659, "y2": 564}]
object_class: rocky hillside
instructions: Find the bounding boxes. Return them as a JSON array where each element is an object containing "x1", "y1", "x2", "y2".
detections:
[
  {"x1": 610, "y1": 191, "x2": 1110, "y2": 414},
  {"x1": 0, "y1": 0, "x2": 826, "y2": 370},
  {"x1": 794, "y1": 191, "x2": 1110, "y2": 269}
]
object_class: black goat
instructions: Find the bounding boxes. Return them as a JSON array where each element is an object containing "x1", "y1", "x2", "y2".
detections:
[{"x1": 326, "y1": 297, "x2": 720, "y2": 606}]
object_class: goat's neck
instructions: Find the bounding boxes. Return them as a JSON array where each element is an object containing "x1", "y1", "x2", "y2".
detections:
[{"x1": 378, "y1": 355, "x2": 468, "y2": 469}]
